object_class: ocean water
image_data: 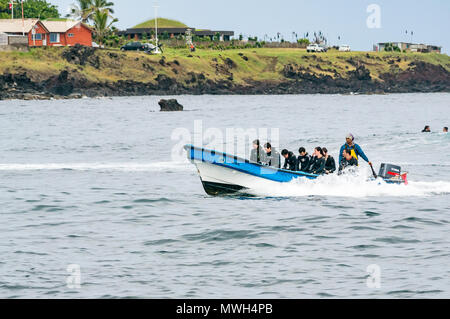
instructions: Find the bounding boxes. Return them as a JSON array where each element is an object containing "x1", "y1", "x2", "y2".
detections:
[{"x1": 0, "y1": 93, "x2": 449, "y2": 298}]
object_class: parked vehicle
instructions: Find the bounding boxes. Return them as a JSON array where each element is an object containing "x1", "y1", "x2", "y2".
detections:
[
  {"x1": 339, "y1": 45, "x2": 351, "y2": 52},
  {"x1": 307, "y1": 43, "x2": 326, "y2": 52},
  {"x1": 92, "y1": 41, "x2": 104, "y2": 48},
  {"x1": 120, "y1": 42, "x2": 146, "y2": 51}
]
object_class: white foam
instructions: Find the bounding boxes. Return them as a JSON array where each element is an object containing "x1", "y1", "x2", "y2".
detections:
[
  {"x1": 248, "y1": 169, "x2": 450, "y2": 198},
  {"x1": 0, "y1": 161, "x2": 193, "y2": 172}
]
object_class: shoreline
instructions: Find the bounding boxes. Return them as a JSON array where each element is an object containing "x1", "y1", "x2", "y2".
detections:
[{"x1": 1, "y1": 46, "x2": 449, "y2": 100}]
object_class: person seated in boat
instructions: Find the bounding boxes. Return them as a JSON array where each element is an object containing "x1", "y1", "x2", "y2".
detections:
[
  {"x1": 297, "y1": 147, "x2": 310, "y2": 172},
  {"x1": 307, "y1": 147, "x2": 326, "y2": 174},
  {"x1": 250, "y1": 139, "x2": 265, "y2": 164},
  {"x1": 338, "y1": 133, "x2": 372, "y2": 168},
  {"x1": 263, "y1": 142, "x2": 281, "y2": 168},
  {"x1": 281, "y1": 149, "x2": 298, "y2": 171},
  {"x1": 339, "y1": 148, "x2": 358, "y2": 173},
  {"x1": 322, "y1": 147, "x2": 336, "y2": 174}
]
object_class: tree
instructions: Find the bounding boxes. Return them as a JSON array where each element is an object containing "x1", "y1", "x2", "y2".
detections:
[
  {"x1": 66, "y1": 0, "x2": 92, "y2": 22},
  {"x1": 297, "y1": 38, "x2": 310, "y2": 46},
  {"x1": 0, "y1": 0, "x2": 60, "y2": 19},
  {"x1": 67, "y1": 0, "x2": 115, "y2": 23},
  {"x1": 213, "y1": 32, "x2": 221, "y2": 42},
  {"x1": 92, "y1": 8, "x2": 117, "y2": 45}
]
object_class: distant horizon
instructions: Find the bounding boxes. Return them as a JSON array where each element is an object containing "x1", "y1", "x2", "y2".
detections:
[{"x1": 47, "y1": 0, "x2": 449, "y2": 53}]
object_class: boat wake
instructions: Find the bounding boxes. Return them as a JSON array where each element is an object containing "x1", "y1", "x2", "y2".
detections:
[
  {"x1": 248, "y1": 170, "x2": 450, "y2": 198},
  {"x1": 0, "y1": 161, "x2": 193, "y2": 172}
]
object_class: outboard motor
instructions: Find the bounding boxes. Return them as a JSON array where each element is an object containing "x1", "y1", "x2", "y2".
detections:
[{"x1": 378, "y1": 163, "x2": 408, "y2": 184}]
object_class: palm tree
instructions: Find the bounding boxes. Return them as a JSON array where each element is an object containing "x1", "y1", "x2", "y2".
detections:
[
  {"x1": 67, "y1": 0, "x2": 115, "y2": 23},
  {"x1": 92, "y1": 9, "x2": 118, "y2": 45},
  {"x1": 66, "y1": 0, "x2": 92, "y2": 22}
]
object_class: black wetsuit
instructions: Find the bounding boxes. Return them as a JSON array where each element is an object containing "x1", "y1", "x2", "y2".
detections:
[
  {"x1": 265, "y1": 149, "x2": 281, "y2": 168},
  {"x1": 324, "y1": 155, "x2": 336, "y2": 173},
  {"x1": 298, "y1": 154, "x2": 310, "y2": 172},
  {"x1": 339, "y1": 157, "x2": 358, "y2": 172},
  {"x1": 283, "y1": 152, "x2": 298, "y2": 171},
  {"x1": 308, "y1": 157, "x2": 326, "y2": 174},
  {"x1": 250, "y1": 146, "x2": 265, "y2": 164}
]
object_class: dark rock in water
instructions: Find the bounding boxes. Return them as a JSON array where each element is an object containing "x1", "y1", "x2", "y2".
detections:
[{"x1": 159, "y1": 99, "x2": 183, "y2": 111}]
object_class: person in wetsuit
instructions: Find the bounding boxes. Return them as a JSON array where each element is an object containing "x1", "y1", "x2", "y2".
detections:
[
  {"x1": 250, "y1": 139, "x2": 265, "y2": 164},
  {"x1": 263, "y1": 142, "x2": 281, "y2": 168},
  {"x1": 307, "y1": 147, "x2": 326, "y2": 175},
  {"x1": 338, "y1": 133, "x2": 372, "y2": 168},
  {"x1": 297, "y1": 147, "x2": 310, "y2": 172},
  {"x1": 422, "y1": 125, "x2": 431, "y2": 133},
  {"x1": 281, "y1": 149, "x2": 298, "y2": 171},
  {"x1": 339, "y1": 148, "x2": 358, "y2": 173},
  {"x1": 322, "y1": 147, "x2": 336, "y2": 174}
]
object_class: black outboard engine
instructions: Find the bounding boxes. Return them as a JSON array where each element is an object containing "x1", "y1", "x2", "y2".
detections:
[{"x1": 378, "y1": 163, "x2": 408, "y2": 184}]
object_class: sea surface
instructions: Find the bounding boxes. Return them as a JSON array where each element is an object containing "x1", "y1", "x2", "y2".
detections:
[{"x1": 0, "y1": 93, "x2": 449, "y2": 298}]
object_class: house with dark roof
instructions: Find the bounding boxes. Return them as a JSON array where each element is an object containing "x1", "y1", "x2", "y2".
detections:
[{"x1": 117, "y1": 18, "x2": 234, "y2": 41}]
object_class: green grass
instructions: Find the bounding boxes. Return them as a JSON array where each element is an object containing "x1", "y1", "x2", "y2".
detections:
[
  {"x1": 133, "y1": 18, "x2": 188, "y2": 29},
  {"x1": 0, "y1": 47, "x2": 448, "y2": 86}
]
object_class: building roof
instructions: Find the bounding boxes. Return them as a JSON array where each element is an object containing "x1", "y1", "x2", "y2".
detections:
[
  {"x1": 133, "y1": 18, "x2": 188, "y2": 29},
  {"x1": 40, "y1": 20, "x2": 82, "y2": 33},
  {"x1": 0, "y1": 19, "x2": 41, "y2": 33}
]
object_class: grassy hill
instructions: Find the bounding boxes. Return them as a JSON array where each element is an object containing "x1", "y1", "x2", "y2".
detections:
[
  {"x1": 0, "y1": 46, "x2": 449, "y2": 99},
  {"x1": 133, "y1": 18, "x2": 188, "y2": 28}
]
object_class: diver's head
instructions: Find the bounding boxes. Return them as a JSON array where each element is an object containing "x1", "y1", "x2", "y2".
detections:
[
  {"x1": 298, "y1": 147, "x2": 306, "y2": 156},
  {"x1": 314, "y1": 147, "x2": 324, "y2": 158},
  {"x1": 346, "y1": 133, "x2": 354, "y2": 144},
  {"x1": 343, "y1": 148, "x2": 352, "y2": 160},
  {"x1": 264, "y1": 142, "x2": 272, "y2": 153}
]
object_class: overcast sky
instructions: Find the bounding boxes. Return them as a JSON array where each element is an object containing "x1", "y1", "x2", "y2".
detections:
[{"x1": 50, "y1": 0, "x2": 449, "y2": 53}]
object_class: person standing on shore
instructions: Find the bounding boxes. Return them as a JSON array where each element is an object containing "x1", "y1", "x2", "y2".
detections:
[{"x1": 338, "y1": 134, "x2": 372, "y2": 167}]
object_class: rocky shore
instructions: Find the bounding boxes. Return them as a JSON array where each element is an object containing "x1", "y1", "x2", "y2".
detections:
[{"x1": 1, "y1": 45, "x2": 449, "y2": 100}]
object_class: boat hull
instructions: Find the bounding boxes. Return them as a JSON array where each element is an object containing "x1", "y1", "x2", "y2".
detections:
[{"x1": 185, "y1": 145, "x2": 317, "y2": 196}]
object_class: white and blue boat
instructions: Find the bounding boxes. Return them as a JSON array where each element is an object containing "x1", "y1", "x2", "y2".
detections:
[{"x1": 184, "y1": 144, "x2": 408, "y2": 196}]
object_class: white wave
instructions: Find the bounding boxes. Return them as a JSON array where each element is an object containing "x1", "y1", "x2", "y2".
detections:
[
  {"x1": 0, "y1": 161, "x2": 194, "y2": 172},
  {"x1": 248, "y1": 169, "x2": 450, "y2": 198}
]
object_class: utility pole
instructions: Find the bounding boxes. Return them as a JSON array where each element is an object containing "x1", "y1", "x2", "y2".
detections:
[
  {"x1": 10, "y1": 0, "x2": 14, "y2": 19},
  {"x1": 153, "y1": 2, "x2": 161, "y2": 54},
  {"x1": 21, "y1": 0, "x2": 24, "y2": 36}
]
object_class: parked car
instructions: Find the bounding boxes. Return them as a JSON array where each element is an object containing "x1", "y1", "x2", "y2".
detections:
[
  {"x1": 120, "y1": 42, "x2": 146, "y2": 51},
  {"x1": 339, "y1": 45, "x2": 351, "y2": 52},
  {"x1": 91, "y1": 41, "x2": 104, "y2": 48},
  {"x1": 306, "y1": 43, "x2": 326, "y2": 52}
]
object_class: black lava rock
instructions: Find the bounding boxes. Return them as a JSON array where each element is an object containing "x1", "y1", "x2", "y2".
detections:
[{"x1": 158, "y1": 99, "x2": 183, "y2": 111}]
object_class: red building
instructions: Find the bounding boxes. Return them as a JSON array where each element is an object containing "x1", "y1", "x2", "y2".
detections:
[
  {"x1": 0, "y1": 19, "x2": 92, "y2": 47},
  {"x1": 41, "y1": 20, "x2": 92, "y2": 47}
]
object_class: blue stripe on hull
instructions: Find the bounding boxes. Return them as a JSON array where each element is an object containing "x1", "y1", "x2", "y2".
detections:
[{"x1": 184, "y1": 144, "x2": 318, "y2": 183}]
